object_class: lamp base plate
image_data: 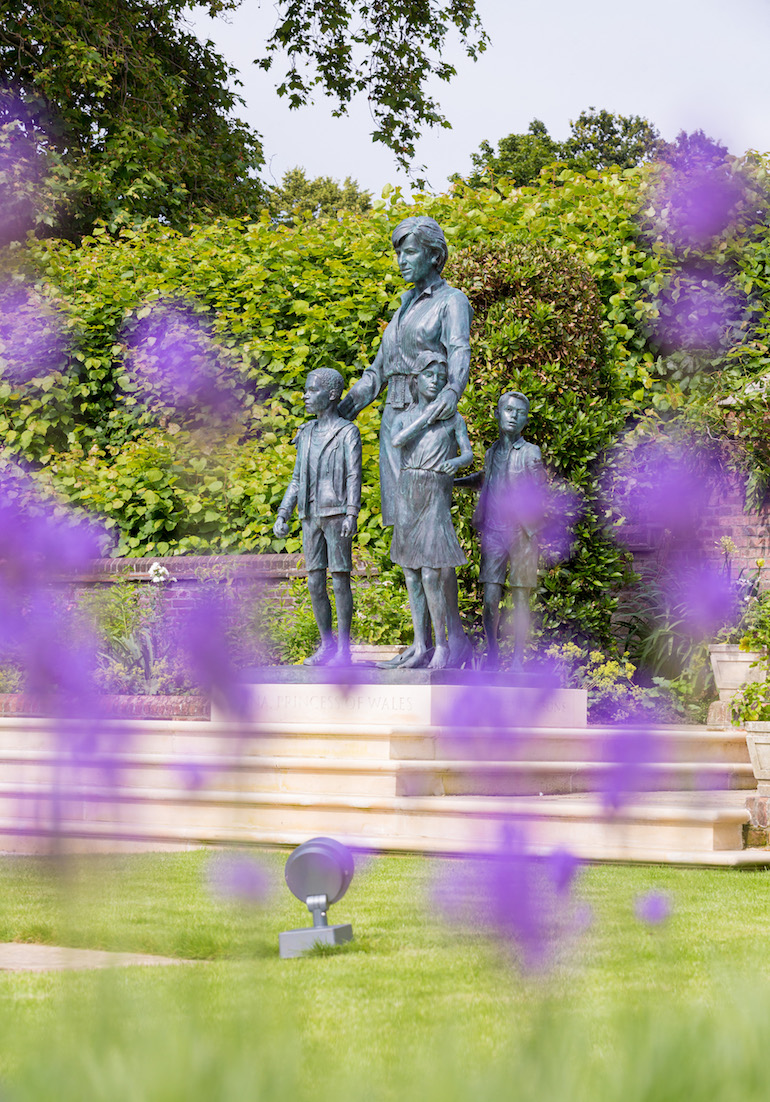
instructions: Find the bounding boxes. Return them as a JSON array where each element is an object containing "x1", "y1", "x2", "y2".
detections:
[{"x1": 279, "y1": 923, "x2": 353, "y2": 959}]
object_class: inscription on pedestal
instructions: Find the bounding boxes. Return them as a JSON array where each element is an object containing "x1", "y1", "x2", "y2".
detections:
[
  {"x1": 234, "y1": 678, "x2": 587, "y2": 730},
  {"x1": 248, "y1": 684, "x2": 432, "y2": 727}
]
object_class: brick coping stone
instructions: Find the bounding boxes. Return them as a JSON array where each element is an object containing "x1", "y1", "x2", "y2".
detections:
[{"x1": 0, "y1": 943, "x2": 193, "y2": 971}]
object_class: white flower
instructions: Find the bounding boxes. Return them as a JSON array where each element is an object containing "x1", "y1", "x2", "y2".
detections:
[{"x1": 148, "y1": 562, "x2": 171, "y2": 585}]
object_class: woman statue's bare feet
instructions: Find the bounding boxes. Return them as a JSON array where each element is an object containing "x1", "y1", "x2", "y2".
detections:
[
  {"x1": 376, "y1": 644, "x2": 415, "y2": 670},
  {"x1": 400, "y1": 646, "x2": 431, "y2": 669},
  {"x1": 448, "y1": 634, "x2": 473, "y2": 669},
  {"x1": 428, "y1": 644, "x2": 450, "y2": 669}
]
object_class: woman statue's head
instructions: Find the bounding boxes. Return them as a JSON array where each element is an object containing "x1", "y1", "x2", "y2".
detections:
[{"x1": 391, "y1": 216, "x2": 448, "y2": 275}]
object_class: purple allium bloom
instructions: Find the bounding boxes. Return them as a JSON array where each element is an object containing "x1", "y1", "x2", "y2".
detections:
[
  {"x1": 123, "y1": 300, "x2": 242, "y2": 422},
  {"x1": 538, "y1": 481, "x2": 582, "y2": 564},
  {"x1": 322, "y1": 660, "x2": 371, "y2": 700},
  {"x1": 607, "y1": 441, "x2": 715, "y2": 546},
  {"x1": 657, "y1": 171, "x2": 743, "y2": 249},
  {"x1": 634, "y1": 890, "x2": 672, "y2": 926},
  {"x1": 599, "y1": 724, "x2": 663, "y2": 813},
  {"x1": 436, "y1": 663, "x2": 561, "y2": 761},
  {"x1": 174, "y1": 592, "x2": 251, "y2": 721},
  {"x1": 0, "y1": 284, "x2": 69, "y2": 385},
  {"x1": 646, "y1": 134, "x2": 744, "y2": 252},
  {"x1": 0, "y1": 474, "x2": 144, "y2": 840},
  {"x1": 207, "y1": 853, "x2": 271, "y2": 904},
  {"x1": 434, "y1": 826, "x2": 589, "y2": 972},
  {"x1": 605, "y1": 441, "x2": 745, "y2": 648},
  {"x1": 479, "y1": 477, "x2": 581, "y2": 565},
  {"x1": 674, "y1": 561, "x2": 736, "y2": 637},
  {"x1": 651, "y1": 268, "x2": 746, "y2": 354},
  {"x1": 0, "y1": 108, "x2": 43, "y2": 246},
  {"x1": 176, "y1": 759, "x2": 211, "y2": 792},
  {"x1": 549, "y1": 846, "x2": 582, "y2": 895}
]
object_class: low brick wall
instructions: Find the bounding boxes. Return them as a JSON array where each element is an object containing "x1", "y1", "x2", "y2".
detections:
[{"x1": 65, "y1": 553, "x2": 304, "y2": 611}]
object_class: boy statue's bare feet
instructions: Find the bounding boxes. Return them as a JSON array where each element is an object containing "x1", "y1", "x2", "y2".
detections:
[
  {"x1": 327, "y1": 645, "x2": 353, "y2": 667},
  {"x1": 303, "y1": 640, "x2": 338, "y2": 666}
]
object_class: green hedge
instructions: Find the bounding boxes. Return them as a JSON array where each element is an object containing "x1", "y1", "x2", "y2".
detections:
[{"x1": 1, "y1": 159, "x2": 768, "y2": 644}]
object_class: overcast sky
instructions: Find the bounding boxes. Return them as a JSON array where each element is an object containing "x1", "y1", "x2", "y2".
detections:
[{"x1": 187, "y1": 0, "x2": 770, "y2": 196}]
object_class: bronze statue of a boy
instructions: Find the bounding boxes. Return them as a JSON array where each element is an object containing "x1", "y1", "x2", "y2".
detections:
[
  {"x1": 273, "y1": 368, "x2": 362, "y2": 666},
  {"x1": 458, "y1": 391, "x2": 544, "y2": 671}
]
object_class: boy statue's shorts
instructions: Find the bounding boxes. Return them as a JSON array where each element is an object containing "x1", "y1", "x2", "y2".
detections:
[
  {"x1": 479, "y1": 526, "x2": 538, "y2": 589},
  {"x1": 301, "y1": 515, "x2": 353, "y2": 573}
]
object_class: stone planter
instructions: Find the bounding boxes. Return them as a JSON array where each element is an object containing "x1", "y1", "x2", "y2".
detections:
[
  {"x1": 746, "y1": 722, "x2": 770, "y2": 794},
  {"x1": 709, "y1": 644, "x2": 766, "y2": 704}
]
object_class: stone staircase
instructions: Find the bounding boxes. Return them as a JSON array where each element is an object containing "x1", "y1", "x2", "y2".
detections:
[{"x1": 0, "y1": 715, "x2": 765, "y2": 865}]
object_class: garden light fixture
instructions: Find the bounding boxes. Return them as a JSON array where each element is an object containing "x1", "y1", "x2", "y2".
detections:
[{"x1": 279, "y1": 836, "x2": 355, "y2": 958}]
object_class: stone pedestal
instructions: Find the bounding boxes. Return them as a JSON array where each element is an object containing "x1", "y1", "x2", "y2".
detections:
[{"x1": 230, "y1": 667, "x2": 587, "y2": 730}]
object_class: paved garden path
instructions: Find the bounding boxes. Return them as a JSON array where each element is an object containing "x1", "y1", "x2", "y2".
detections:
[{"x1": 0, "y1": 944, "x2": 191, "y2": 972}]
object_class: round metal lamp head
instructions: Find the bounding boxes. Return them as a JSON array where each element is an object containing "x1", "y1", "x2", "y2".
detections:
[{"x1": 285, "y1": 836, "x2": 354, "y2": 912}]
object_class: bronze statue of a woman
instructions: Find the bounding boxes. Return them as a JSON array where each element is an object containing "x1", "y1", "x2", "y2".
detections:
[{"x1": 339, "y1": 216, "x2": 473, "y2": 666}]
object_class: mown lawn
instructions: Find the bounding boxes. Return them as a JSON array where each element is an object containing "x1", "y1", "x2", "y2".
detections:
[{"x1": 0, "y1": 851, "x2": 768, "y2": 1101}]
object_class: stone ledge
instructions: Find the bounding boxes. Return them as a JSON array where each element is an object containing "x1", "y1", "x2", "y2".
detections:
[
  {"x1": 65, "y1": 553, "x2": 305, "y2": 584},
  {"x1": 240, "y1": 665, "x2": 557, "y2": 687},
  {"x1": 0, "y1": 695, "x2": 210, "y2": 720}
]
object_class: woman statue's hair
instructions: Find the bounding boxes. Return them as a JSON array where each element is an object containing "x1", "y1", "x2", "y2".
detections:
[{"x1": 391, "y1": 216, "x2": 448, "y2": 274}]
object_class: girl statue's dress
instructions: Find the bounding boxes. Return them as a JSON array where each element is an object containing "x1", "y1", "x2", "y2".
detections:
[{"x1": 389, "y1": 409, "x2": 467, "y2": 570}]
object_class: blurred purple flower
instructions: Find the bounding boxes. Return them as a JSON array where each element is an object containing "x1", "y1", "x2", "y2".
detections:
[
  {"x1": 599, "y1": 724, "x2": 663, "y2": 813},
  {"x1": 175, "y1": 593, "x2": 250, "y2": 721},
  {"x1": 539, "y1": 481, "x2": 583, "y2": 563},
  {"x1": 674, "y1": 561, "x2": 735, "y2": 637},
  {"x1": 634, "y1": 890, "x2": 672, "y2": 926},
  {"x1": 651, "y1": 269, "x2": 746, "y2": 353},
  {"x1": 176, "y1": 759, "x2": 211, "y2": 792},
  {"x1": 436, "y1": 663, "x2": 561, "y2": 761},
  {"x1": 322, "y1": 660, "x2": 371, "y2": 700},
  {"x1": 478, "y1": 476, "x2": 581, "y2": 565},
  {"x1": 607, "y1": 442, "x2": 714, "y2": 546},
  {"x1": 0, "y1": 283, "x2": 69, "y2": 385},
  {"x1": 549, "y1": 846, "x2": 582, "y2": 894},
  {"x1": 434, "y1": 826, "x2": 589, "y2": 972},
  {"x1": 647, "y1": 134, "x2": 744, "y2": 251},
  {"x1": 123, "y1": 301, "x2": 242, "y2": 421},
  {"x1": 0, "y1": 109, "x2": 42, "y2": 245},
  {"x1": 0, "y1": 475, "x2": 143, "y2": 842},
  {"x1": 661, "y1": 173, "x2": 742, "y2": 249},
  {"x1": 207, "y1": 852, "x2": 271, "y2": 904},
  {"x1": 606, "y1": 442, "x2": 745, "y2": 649}
]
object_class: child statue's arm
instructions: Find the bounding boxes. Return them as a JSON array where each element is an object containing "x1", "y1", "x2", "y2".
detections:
[
  {"x1": 437, "y1": 413, "x2": 474, "y2": 475},
  {"x1": 390, "y1": 406, "x2": 435, "y2": 448},
  {"x1": 272, "y1": 443, "x2": 302, "y2": 538},
  {"x1": 340, "y1": 426, "x2": 362, "y2": 538}
]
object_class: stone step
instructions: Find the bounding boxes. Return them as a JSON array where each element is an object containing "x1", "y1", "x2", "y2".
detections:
[
  {"x1": 0, "y1": 751, "x2": 754, "y2": 799},
  {"x1": 0, "y1": 784, "x2": 759, "y2": 863},
  {"x1": 0, "y1": 718, "x2": 759, "y2": 864},
  {"x1": 0, "y1": 821, "x2": 765, "y2": 865},
  {"x1": 0, "y1": 719, "x2": 749, "y2": 767}
]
